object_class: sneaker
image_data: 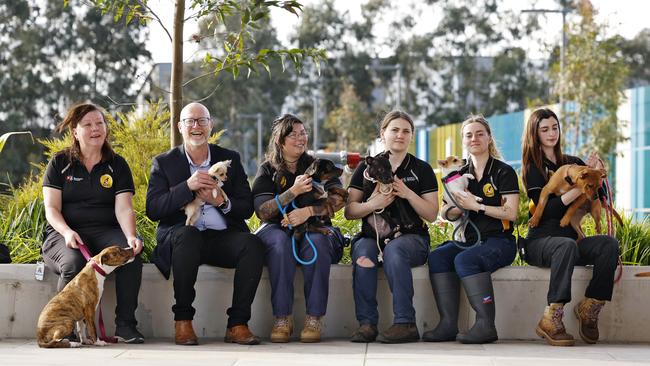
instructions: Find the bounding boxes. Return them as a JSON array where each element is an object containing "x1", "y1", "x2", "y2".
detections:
[{"x1": 115, "y1": 325, "x2": 145, "y2": 344}]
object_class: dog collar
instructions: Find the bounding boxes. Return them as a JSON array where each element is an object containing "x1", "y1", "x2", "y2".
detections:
[
  {"x1": 564, "y1": 174, "x2": 574, "y2": 186},
  {"x1": 78, "y1": 243, "x2": 107, "y2": 277},
  {"x1": 442, "y1": 171, "x2": 462, "y2": 184},
  {"x1": 89, "y1": 260, "x2": 108, "y2": 277}
]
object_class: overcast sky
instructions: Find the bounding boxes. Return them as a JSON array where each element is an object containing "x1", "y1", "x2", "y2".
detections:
[{"x1": 145, "y1": 0, "x2": 649, "y2": 63}]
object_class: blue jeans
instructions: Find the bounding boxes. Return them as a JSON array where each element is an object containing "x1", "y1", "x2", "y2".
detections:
[
  {"x1": 428, "y1": 236, "x2": 516, "y2": 278},
  {"x1": 256, "y1": 223, "x2": 344, "y2": 317},
  {"x1": 352, "y1": 234, "x2": 429, "y2": 325}
]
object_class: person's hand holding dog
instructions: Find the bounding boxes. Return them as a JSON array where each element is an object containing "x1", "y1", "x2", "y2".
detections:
[
  {"x1": 290, "y1": 174, "x2": 313, "y2": 196},
  {"x1": 392, "y1": 176, "x2": 416, "y2": 200},
  {"x1": 196, "y1": 187, "x2": 225, "y2": 207},
  {"x1": 63, "y1": 229, "x2": 84, "y2": 249},
  {"x1": 366, "y1": 190, "x2": 395, "y2": 211},
  {"x1": 452, "y1": 190, "x2": 482, "y2": 212},
  {"x1": 187, "y1": 170, "x2": 217, "y2": 192},
  {"x1": 281, "y1": 207, "x2": 312, "y2": 227}
]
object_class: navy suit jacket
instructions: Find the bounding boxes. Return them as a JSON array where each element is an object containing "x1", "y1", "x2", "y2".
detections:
[{"x1": 145, "y1": 144, "x2": 253, "y2": 279}]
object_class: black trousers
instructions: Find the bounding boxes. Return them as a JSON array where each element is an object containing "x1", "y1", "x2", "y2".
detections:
[
  {"x1": 170, "y1": 226, "x2": 264, "y2": 327},
  {"x1": 524, "y1": 235, "x2": 619, "y2": 304},
  {"x1": 42, "y1": 225, "x2": 143, "y2": 327}
]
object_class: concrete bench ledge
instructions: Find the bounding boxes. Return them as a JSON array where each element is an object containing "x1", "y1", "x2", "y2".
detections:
[{"x1": 2, "y1": 264, "x2": 650, "y2": 341}]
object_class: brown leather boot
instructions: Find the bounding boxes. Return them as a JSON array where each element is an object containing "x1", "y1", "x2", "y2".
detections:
[
  {"x1": 270, "y1": 316, "x2": 293, "y2": 343},
  {"x1": 535, "y1": 303, "x2": 575, "y2": 346},
  {"x1": 299, "y1": 315, "x2": 322, "y2": 343},
  {"x1": 175, "y1": 320, "x2": 198, "y2": 345},
  {"x1": 224, "y1": 325, "x2": 261, "y2": 345},
  {"x1": 574, "y1": 298, "x2": 606, "y2": 344}
]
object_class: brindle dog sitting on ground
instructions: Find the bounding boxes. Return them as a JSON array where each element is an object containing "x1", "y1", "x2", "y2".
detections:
[{"x1": 37, "y1": 246, "x2": 135, "y2": 348}]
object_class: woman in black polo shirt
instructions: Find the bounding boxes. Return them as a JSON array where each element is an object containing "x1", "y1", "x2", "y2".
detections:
[
  {"x1": 521, "y1": 108, "x2": 618, "y2": 346},
  {"x1": 41, "y1": 103, "x2": 144, "y2": 343},
  {"x1": 251, "y1": 114, "x2": 346, "y2": 343},
  {"x1": 426, "y1": 115, "x2": 519, "y2": 344},
  {"x1": 345, "y1": 111, "x2": 439, "y2": 343}
]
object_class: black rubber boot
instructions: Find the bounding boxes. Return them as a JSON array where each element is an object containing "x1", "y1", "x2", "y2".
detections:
[
  {"x1": 422, "y1": 272, "x2": 460, "y2": 342},
  {"x1": 456, "y1": 272, "x2": 498, "y2": 344}
]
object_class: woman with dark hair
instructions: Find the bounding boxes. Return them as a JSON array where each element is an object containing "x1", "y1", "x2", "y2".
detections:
[
  {"x1": 42, "y1": 103, "x2": 144, "y2": 343},
  {"x1": 521, "y1": 108, "x2": 618, "y2": 346},
  {"x1": 345, "y1": 110, "x2": 439, "y2": 343},
  {"x1": 251, "y1": 114, "x2": 346, "y2": 343},
  {"x1": 425, "y1": 115, "x2": 519, "y2": 344}
]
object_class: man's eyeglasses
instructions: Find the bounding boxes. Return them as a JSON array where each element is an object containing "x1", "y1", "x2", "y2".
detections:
[
  {"x1": 286, "y1": 131, "x2": 308, "y2": 139},
  {"x1": 181, "y1": 117, "x2": 211, "y2": 127}
]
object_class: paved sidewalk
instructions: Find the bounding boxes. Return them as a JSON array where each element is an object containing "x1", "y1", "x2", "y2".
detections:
[{"x1": 2, "y1": 339, "x2": 649, "y2": 366}]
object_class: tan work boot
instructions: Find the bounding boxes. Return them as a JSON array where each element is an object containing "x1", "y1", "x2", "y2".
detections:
[
  {"x1": 175, "y1": 320, "x2": 198, "y2": 346},
  {"x1": 300, "y1": 315, "x2": 322, "y2": 343},
  {"x1": 270, "y1": 316, "x2": 293, "y2": 343},
  {"x1": 535, "y1": 303, "x2": 575, "y2": 346},
  {"x1": 574, "y1": 298, "x2": 606, "y2": 344}
]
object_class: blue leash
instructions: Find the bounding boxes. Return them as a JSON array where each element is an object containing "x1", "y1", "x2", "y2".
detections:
[{"x1": 274, "y1": 195, "x2": 318, "y2": 265}]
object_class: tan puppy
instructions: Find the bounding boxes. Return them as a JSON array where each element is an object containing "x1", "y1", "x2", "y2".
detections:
[
  {"x1": 184, "y1": 160, "x2": 231, "y2": 226},
  {"x1": 528, "y1": 164, "x2": 621, "y2": 241},
  {"x1": 36, "y1": 246, "x2": 135, "y2": 348}
]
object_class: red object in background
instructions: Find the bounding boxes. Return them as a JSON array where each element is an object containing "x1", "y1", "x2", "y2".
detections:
[{"x1": 309, "y1": 151, "x2": 361, "y2": 169}]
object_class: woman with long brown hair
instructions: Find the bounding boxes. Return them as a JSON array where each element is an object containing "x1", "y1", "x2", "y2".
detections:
[
  {"x1": 42, "y1": 103, "x2": 144, "y2": 343},
  {"x1": 251, "y1": 114, "x2": 346, "y2": 343},
  {"x1": 521, "y1": 108, "x2": 618, "y2": 346}
]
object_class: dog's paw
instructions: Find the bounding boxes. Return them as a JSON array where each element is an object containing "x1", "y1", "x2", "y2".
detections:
[
  {"x1": 69, "y1": 341, "x2": 82, "y2": 348},
  {"x1": 559, "y1": 217, "x2": 571, "y2": 227},
  {"x1": 94, "y1": 340, "x2": 107, "y2": 347},
  {"x1": 82, "y1": 338, "x2": 94, "y2": 345}
]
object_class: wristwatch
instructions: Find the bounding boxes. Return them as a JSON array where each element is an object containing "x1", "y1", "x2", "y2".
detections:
[{"x1": 478, "y1": 204, "x2": 486, "y2": 215}]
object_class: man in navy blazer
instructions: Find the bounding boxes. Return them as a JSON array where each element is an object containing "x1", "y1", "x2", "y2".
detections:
[{"x1": 146, "y1": 102, "x2": 264, "y2": 346}]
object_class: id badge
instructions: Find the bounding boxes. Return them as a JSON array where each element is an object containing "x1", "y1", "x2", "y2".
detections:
[{"x1": 35, "y1": 260, "x2": 45, "y2": 281}]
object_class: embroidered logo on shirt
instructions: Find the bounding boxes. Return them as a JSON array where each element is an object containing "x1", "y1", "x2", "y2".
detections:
[
  {"x1": 279, "y1": 176, "x2": 287, "y2": 189},
  {"x1": 100, "y1": 174, "x2": 113, "y2": 188},
  {"x1": 65, "y1": 175, "x2": 83, "y2": 182},
  {"x1": 482, "y1": 296, "x2": 493, "y2": 304},
  {"x1": 482, "y1": 183, "x2": 495, "y2": 197}
]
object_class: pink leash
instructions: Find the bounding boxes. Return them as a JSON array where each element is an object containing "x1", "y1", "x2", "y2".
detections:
[
  {"x1": 78, "y1": 243, "x2": 118, "y2": 343},
  {"x1": 598, "y1": 157, "x2": 623, "y2": 284}
]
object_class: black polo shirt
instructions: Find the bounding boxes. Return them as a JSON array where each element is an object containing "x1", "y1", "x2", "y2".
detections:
[
  {"x1": 349, "y1": 152, "x2": 438, "y2": 238},
  {"x1": 525, "y1": 155, "x2": 590, "y2": 240},
  {"x1": 251, "y1": 155, "x2": 342, "y2": 225},
  {"x1": 458, "y1": 156, "x2": 519, "y2": 243},
  {"x1": 43, "y1": 152, "x2": 135, "y2": 230}
]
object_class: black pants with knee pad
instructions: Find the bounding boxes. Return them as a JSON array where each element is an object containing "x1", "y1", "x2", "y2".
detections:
[
  {"x1": 41, "y1": 225, "x2": 143, "y2": 327},
  {"x1": 524, "y1": 235, "x2": 619, "y2": 304}
]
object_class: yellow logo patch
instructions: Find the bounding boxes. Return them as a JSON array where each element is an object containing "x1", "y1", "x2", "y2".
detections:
[
  {"x1": 279, "y1": 176, "x2": 287, "y2": 189},
  {"x1": 100, "y1": 174, "x2": 113, "y2": 188},
  {"x1": 482, "y1": 183, "x2": 495, "y2": 197}
]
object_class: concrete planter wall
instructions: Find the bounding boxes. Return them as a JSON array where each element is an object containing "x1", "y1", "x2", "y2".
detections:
[{"x1": 2, "y1": 264, "x2": 649, "y2": 341}]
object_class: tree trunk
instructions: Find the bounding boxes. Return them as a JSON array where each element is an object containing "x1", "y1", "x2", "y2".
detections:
[{"x1": 170, "y1": 0, "x2": 185, "y2": 147}]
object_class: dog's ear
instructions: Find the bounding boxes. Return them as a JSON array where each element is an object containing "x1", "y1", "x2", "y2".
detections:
[
  {"x1": 224, "y1": 160, "x2": 232, "y2": 168},
  {"x1": 304, "y1": 159, "x2": 319, "y2": 177},
  {"x1": 599, "y1": 169, "x2": 607, "y2": 178},
  {"x1": 365, "y1": 156, "x2": 374, "y2": 165},
  {"x1": 437, "y1": 159, "x2": 446, "y2": 167}
]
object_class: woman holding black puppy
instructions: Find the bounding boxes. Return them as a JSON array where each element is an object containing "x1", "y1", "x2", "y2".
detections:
[
  {"x1": 41, "y1": 103, "x2": 144, "y2": 343},
  {"x1": 345, "y1": 110, "x2": 439, "y2": 343},
  {"x1": 425, "y1": 115, "x2": 519, "y2": 344},
  {"x1": 521, "y1": 108, "x2": 619, "y2": 346},
  {"x1": 251, "y1": 114, "x2": 346, "y2": 343}
]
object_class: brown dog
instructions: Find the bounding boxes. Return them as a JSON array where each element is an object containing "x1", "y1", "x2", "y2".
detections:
[
  {"x1": 528, "y1": 164, "x2": 622, "y2": 241},
  {"x1": 36, "y1": 246, "x2": 135, "y2": 348}
]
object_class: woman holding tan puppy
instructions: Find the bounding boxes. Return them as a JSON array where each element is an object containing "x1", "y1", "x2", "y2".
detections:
[
  {"x1": 426, "y1": 115, "x2": 519, "y2": 344},
  {"x1": 41, "y1": 103, "x2": 144, "y2": 344},
  {"x1": 521, "y1": 108, "x2": 619, "y2": 346}
]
